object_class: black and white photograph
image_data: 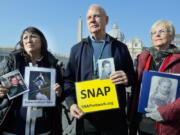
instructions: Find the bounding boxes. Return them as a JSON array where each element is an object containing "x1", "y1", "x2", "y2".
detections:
[
  {"x1": 0, "y1": 70, "x2": 28, "y2": 100},
  {"x1": 23, "y1": 67, "x2": 56, "y2": 107},
  {"x1": 98, "y1": 58, "x2": 115, "y2": 79},
  {"x1": 147, "y1": 76, "x2": 178, "y2": 109}
]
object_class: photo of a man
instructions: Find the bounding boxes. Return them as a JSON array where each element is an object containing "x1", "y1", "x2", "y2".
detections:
[
  {"x1": 0, "y1": 70, "x2": 28, "y2": 100},
  {"x1": 98, "y1": 58, "x2": 115, "y2": 79},
  {"x1": 8, "y1": 76, "x2": 24, "y2": 97},
  {"x1": 100, "y1": 60, "x2": 112, "y2": 79}
]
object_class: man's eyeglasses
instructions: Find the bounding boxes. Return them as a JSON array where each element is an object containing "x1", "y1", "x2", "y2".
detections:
[{"x1": 151, "y1": 29, "x2": 169, "y2": 36}]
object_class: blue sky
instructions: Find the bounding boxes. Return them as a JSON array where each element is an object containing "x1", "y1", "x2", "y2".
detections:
[{"x1": 0, "y1": 0, "x2": 179, "y2": 56}]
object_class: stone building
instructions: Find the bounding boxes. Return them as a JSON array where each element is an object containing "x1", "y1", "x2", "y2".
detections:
[
  {"x1": 108, "y1": 24, "x2": 125, "y2": 42},
  {"x1": 108, "y1": 24, "x2": 143, "y2": 61},
  {"x1": 126, "y1": 38, "x2": 143, "y2": 61},
  {"x1": 0, "y1": 46, "x2": 69, "y2": 68}
]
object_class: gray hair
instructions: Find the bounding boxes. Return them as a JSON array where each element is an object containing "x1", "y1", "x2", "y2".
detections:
[
  {"x1": 87, "y1": 4, "x2": 107, "y2": 17},
  {"x1": 150, "y1": 19, "x2": 175, "y2": 41}
]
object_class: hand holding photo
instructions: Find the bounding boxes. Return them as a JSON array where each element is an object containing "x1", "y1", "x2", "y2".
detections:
[
  {"x1": 23, "y1": 67, "x2": 56, "y2": 107},
  {"x1": 138, "y1": 71, "x2": 180, "y2": 113},
  {"x1": 0, "y1": 70, "x2": 28, "y2": 100}
]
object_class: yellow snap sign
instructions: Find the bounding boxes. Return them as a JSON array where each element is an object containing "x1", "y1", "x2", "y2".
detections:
[{"x1": 75, "y1": 79, "x2": 119, "y2": 113}]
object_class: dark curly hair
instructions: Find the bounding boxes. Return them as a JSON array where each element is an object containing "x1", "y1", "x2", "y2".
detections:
[{"x1": 16, "y1": 27, "x2": 48, "y2": 60}]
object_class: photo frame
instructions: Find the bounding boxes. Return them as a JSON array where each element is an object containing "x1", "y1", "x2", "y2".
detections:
[
  {"x1": 138, "y1": 71, "x2": 180, "y2": 113},
  {"x1": 0, "y1": 70, "x2": 28, "y2": 100},
  {"x1": 98, "y1": 58, "x2": 115, "y2": 79},
  {"x1": 23, "y1": 67, "x2": 56, "y2": 107}
]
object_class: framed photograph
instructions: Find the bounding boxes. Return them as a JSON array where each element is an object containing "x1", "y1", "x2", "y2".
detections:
[
  {"x1": 0, "y1": 70, "x2": 28, "y2": 100},
  {"x1": 147, "y1": 76, "x2": 177, "y2": 109},
  {"x1": 98, "y1": 58, "x2": 115, "y2": 79},
  {"x1": 23, "y1": 67, "x2": 56, "y2": 107},
  {"x1": 138, "y1": 71, "x2": 180, "y2": 113}
]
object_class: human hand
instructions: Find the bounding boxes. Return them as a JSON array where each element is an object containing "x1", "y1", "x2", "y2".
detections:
[
  {"x1": 53, "y1": 83, "x2": 62, "y2": 97},
  {"x1": 110, "y1": 70, "x2": 128, "y2": 85},
  {"x1": 70, "y1": 104, "x2": 84, "y2": 119},
  {"x1": 0, "y1": 85, "x2": 8, "y2": 98},
  {"x1": 145, "y1": 107, "x2": 163, "y2": 122}
]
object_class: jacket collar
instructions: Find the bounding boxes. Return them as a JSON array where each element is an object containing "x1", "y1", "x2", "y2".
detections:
[{"x1": 82, "y1": 34, "x2": 116, "y2": 44}]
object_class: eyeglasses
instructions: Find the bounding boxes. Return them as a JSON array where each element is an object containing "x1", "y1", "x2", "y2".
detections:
[{"x1": 151, "y1": 29, "x2": 169, "y2": 36}]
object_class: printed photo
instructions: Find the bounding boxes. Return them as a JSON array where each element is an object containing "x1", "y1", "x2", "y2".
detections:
[
  {"x1": 0, "y1": 70, "x2": 28, "y2": 100},
  {"x1": 138, "y1": 71, "x2": 180, "y2": 113},
  {"x1": 98, "y1": 58, "x2": 115, "y2": 79},
  {"x1": 147, "y1": 76, "x2": 178, "y2": 109},
  {"x1": 23, "y1": 67, "x2": 56, "y2": 107},
  {"x1": 29, "y1": 71, "x2": 51, "y2": 100}
]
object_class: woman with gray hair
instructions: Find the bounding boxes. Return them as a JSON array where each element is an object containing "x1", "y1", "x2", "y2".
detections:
[{"x1": 128, "y1": 20, "x2": 180, "y2": 135}]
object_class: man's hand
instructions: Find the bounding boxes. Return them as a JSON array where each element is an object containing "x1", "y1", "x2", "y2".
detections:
[
  {"x1": 0, "y1": 85, "x2": 8, "y2": 98},
  {"x1": 145, "y1": 107, "x2": 163, "y2": 122},
  {"x1": 110, "y1": 70, "x2": 128, "y2": 85},
  {"x1": 70, "y1": 104, "x2": 84, "y2": 119}
]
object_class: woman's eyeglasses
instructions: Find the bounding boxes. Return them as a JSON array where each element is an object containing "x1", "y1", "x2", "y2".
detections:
[{"x1": 151, "y1": 29, "x2": 169, "y2": 36}]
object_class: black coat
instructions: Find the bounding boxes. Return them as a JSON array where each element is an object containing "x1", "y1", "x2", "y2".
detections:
[
  {"x1": 0, "y1": 50, "x2": 63, "y2": 135},
  {"x1": 8, "y1": 84, "x2": 24, "y2": 98},
  {"x1": 64, "y1": 35, "x2": 135, "y2": 133}
]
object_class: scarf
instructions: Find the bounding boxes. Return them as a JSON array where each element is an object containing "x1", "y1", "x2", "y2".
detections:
[{"x1": 145, "y1": 44, "x2": 180, "y2": 70}]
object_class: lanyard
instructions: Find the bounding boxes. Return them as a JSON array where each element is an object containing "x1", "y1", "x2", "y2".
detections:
[
  {"x1": 159, "y1": 55, "x2": 171, "y2": 72},
  {"x1": 93, "y1": 41, "x2": 106, "y2": 78}
]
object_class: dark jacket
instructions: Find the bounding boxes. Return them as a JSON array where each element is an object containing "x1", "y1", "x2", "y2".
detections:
[
  {"x1": 8, "y1": 84, "x2": 24, "y2": 98},
  {"x1": 64, "y1": 35, "x2": 135, "y2": 133},
  {"x1": 128, "y1": 45, "x2": 180, "y2": 135},
  {"x1": 0, "y1": 50, "x2": 63, "y2": 135}
]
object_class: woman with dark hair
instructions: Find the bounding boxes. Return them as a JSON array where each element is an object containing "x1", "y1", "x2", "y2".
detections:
[
  {"x1": 0, "y1": 26, "x2": 64, "y2": 135},
  {"x1": 18, "y1": 26, "x2": 48, "y2": 60}
]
